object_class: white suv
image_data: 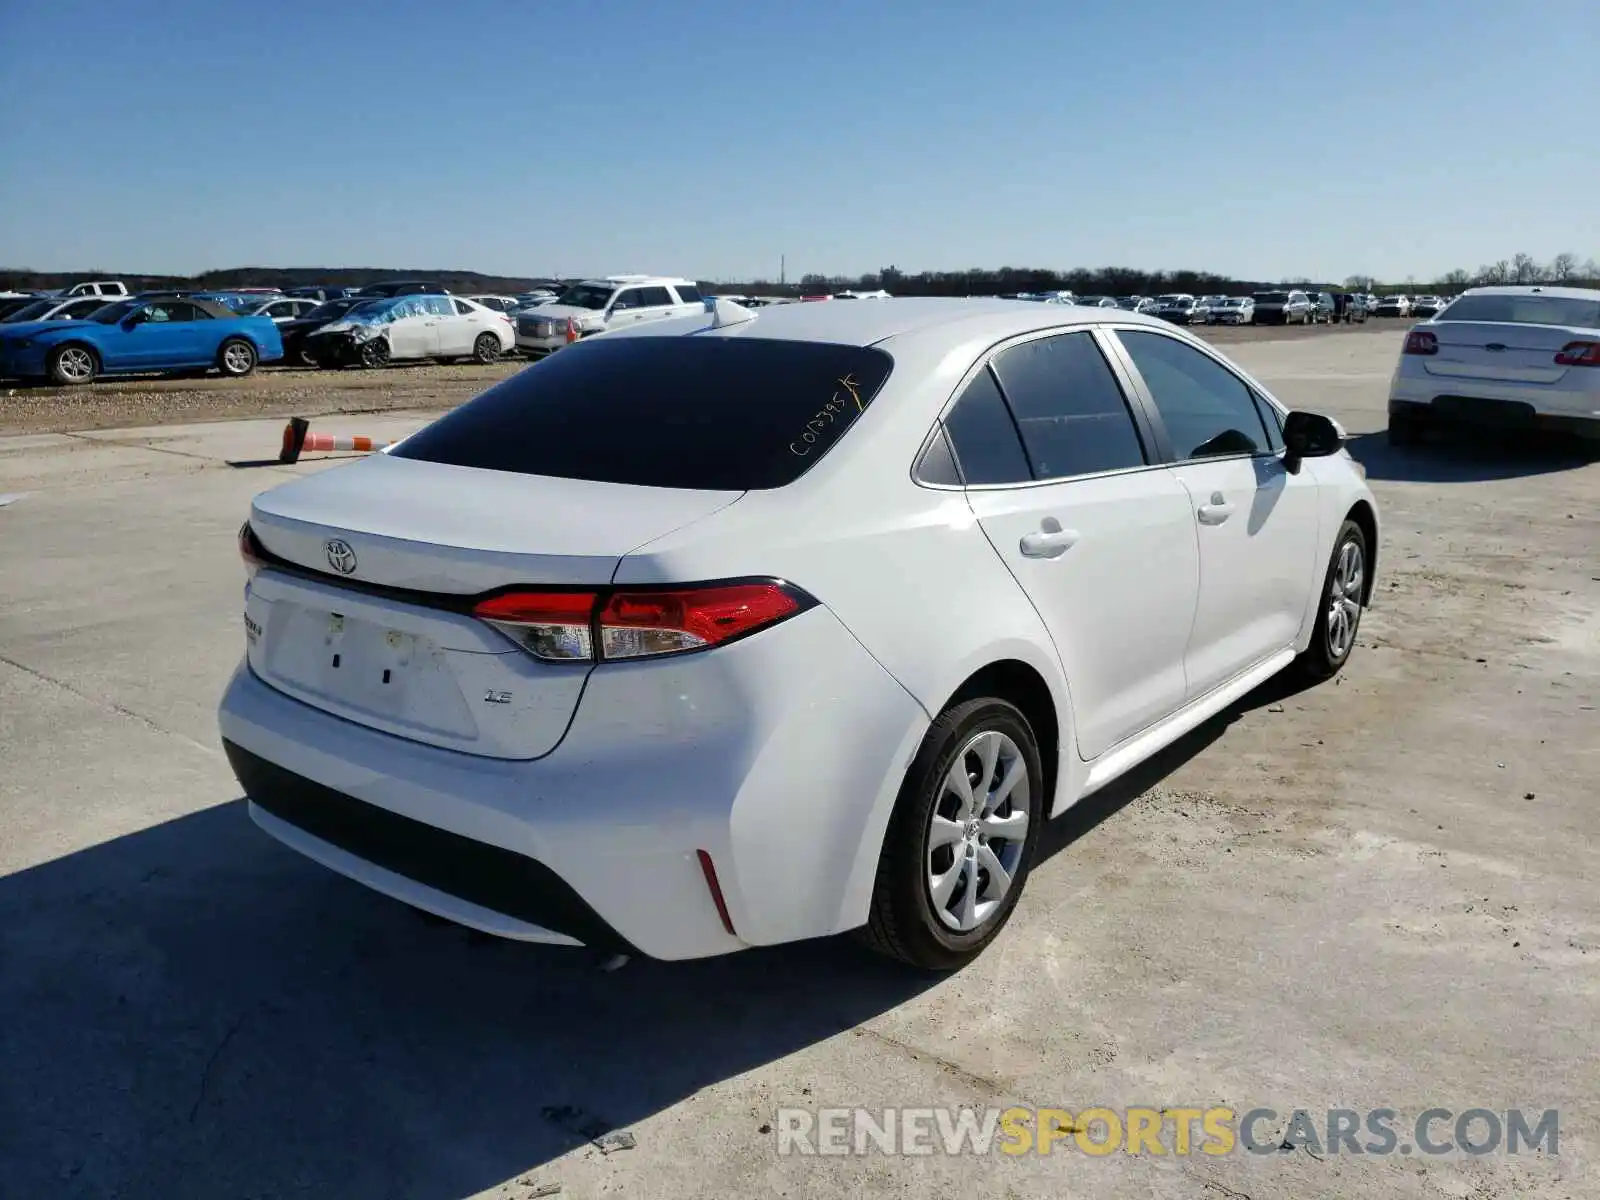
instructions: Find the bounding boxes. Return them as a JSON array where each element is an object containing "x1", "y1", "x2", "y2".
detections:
[
  {"x1": 63, "y1": 280, "x2": 129, "y2": 298},
  {"x1": 514, "y1": 275, "x2": 704, "y2": 355}
]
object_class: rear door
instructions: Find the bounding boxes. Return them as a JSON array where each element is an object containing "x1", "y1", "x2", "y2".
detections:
[
  {"x1": 446, "y1": 298, "x2": 486, "y2": 353},
  {"x1": 951, "y1": 330, "x2": 1199, "y2": 760},
  {"x1": 1110, "y1": 328, "x2": 1321, "y2": 700}
]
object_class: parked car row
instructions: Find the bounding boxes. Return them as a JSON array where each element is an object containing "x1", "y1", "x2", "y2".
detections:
[{"x1": 0, "y1": 278, "x2": 561, "y2": 383}]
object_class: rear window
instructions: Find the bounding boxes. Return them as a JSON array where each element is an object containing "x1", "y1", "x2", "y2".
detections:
[
  {"x1": 1253, "y1": 292, "x2": 1288, "y2": 303},
  {"x1": 1435, "y1": 295, "x2": 1600, "y2": 327},
  {"x1": 392, "y1": 336, "x2": 894, "y2": 490}
]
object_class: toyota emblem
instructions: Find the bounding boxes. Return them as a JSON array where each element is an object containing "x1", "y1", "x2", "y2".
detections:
[{"x1": 325, "y1": 538, "x2": 358, "y2": 575}]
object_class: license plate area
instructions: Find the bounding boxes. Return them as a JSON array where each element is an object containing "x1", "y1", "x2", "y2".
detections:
[{"x1": 255, "y1": 602, "x2": 478, "y2": 738}]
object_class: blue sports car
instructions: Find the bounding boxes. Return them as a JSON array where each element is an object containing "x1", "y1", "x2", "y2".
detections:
[{"x1": 0, "y1": 295, "x2": 284, "y2": 385}]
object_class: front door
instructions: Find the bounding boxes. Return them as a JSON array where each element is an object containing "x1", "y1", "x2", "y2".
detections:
[
  {"x1": 122, "y1": 300, "x2": 209, "y2": 368},
  {"x1": 1111, "y1": 328, "x2": 1323, "y2": 699},
  {"x1": 385, "y1": 298, "x2": 438, "y2": 359},
  {"x1": 945, "y1": 331, "x2": 1200, "y2": 760}
]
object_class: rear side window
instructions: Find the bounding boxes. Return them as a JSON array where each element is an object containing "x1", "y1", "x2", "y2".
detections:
[
  {"x1": 989, "y1": 332, "x2": 1146, "y2": 479},
  {"x1": 1437, "y1": 294, "x2": 1600, "y2": 327},
  {"x1": 453, "y1": 299, "x2": 474, "y2": 315},
  {"x1": 673, "y1": 283, "x2": 703, "y2": 303},
  {"x1": 942, "y1": 367, "x2": 1031, "y2": 485},
  {"x1": 393, "y1": 336, "x2": 893, "y2": 490}
]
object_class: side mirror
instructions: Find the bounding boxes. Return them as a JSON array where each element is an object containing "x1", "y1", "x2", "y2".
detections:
[{"x1": 1282, "y1": 410, "x2": 1345, "y2": 474}]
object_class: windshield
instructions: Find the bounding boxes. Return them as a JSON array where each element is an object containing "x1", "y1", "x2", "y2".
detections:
[
  {"x1": 554, "y1": 283, "x2": 616, "y2": 311},
  {"x1": 2, "y1": 299, "x2": 58, "y2": 322},
  {"x1": 343, "y1": 299, "x2": 396, "y2": 322},
  {"x1": 304, "y1": 299, "x2": 362, "y2": 321},
  {"x1": 393, "y1": 336, "x2": 895, "y2": 491},
  {"x1": 1158, "y1": 295, "x2": 1189, "y2": 304},
  {"x1": 1437, "y1": 294, "x2": 1600, "y2": 328}
]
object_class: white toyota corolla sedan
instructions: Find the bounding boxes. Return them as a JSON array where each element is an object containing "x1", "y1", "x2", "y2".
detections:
[{"x1": 219, "y1": 298, "x2": 1379, "y2": 969}]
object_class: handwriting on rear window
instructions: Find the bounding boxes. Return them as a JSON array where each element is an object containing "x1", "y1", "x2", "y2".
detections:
[{"x1": 789, "y1": 374, "x2": 865, "y2": 457}]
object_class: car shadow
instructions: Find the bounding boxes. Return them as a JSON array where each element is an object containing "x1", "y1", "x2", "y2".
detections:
[
  {"x1": 1033, "y1": 664, "x2": 1316, "y2": 867},
  {"x1": 1345, "y1": 428, "x2": 1600, "y2": 483},
  {"x1": 0, "y1": 667, "x2": 1314, "y2": 1199}
]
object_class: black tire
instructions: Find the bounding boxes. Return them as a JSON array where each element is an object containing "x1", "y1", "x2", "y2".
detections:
[
  {"x1": 859, "y1": 698, "x2": 1044, "y2": 970},
  {"x1": 1295, "y1": 519, "x2": 1368, "y2": 682},
  {"x1": 1387, "y1": 409, "x2": 1426, "y2": 447},
  {"x1": 359, "y1": 337, "x2": 391, "y2": 369},
  {"x1": 217, "y1": 338, "x2": 258, "y2": 378},
  {"x1": 472, "y1": 332, "x2": 501, "y2": 364},
  {"x1": 47, "y1": 343, "x2": 99, "y2": 386}
]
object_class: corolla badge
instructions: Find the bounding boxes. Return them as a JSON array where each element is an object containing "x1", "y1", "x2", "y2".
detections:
[{"x1": 325, "y1": 538, "x2": 358, "y2": 574}]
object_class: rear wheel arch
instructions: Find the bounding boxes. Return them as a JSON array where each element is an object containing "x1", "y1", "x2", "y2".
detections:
[{"x1": 943, "y1": 659, "x2": 1061, "y2": 818}]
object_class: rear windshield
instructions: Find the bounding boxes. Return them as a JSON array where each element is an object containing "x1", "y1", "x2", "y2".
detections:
[
  {"x1": 1253, "y1": 292, "x2": 1288, "y2": 303},
  {"x1": 1437, "y1": 294, "x2": 1600, "y2": 327},
  {"x1": 392, "y1": 336, "x2": 895, "y2": 490}
]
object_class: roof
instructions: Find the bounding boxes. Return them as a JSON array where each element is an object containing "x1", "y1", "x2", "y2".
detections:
[
  {"x1": 583, "y1": 275, "x2": 694, "y2": 288},
  {"x1": 1461, "y1": 284, "x2": 1600, "y2": 300},
  {"x1": 601, "y1": 295, "x2": 1177, "y2": 348}
]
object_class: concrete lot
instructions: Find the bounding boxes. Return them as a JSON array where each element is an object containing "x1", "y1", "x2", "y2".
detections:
[{"x1": 1, "y1": 328, "x2": 1596, "y2": 1199}]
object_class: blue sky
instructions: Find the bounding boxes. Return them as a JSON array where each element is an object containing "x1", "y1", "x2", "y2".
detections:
[{"x1": 1, "y1": 0, "x2": 1595, "y2": 282}]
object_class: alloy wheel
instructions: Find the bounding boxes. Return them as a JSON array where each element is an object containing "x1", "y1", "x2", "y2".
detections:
[
  {"x1": 1326, "y1": 539, "x2": 1364, "y2": 659},
  {"x1": 926, "y1": 729, "x2": 1031, "y2": 932},
  {"x1": 58, "y1": 347, "x2": 94, "y2": 382}
]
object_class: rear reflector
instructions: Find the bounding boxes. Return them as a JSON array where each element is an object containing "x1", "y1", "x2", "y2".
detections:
[
  {"x1": 472, "y1": 580, "x2": 812, "y2": 663},
  {"x1": 1555, "y1": 340, "x2": 1600, "y2": 367},
  {"x1": 697, "y1": 849, "x2": 737, "y2": 936},
  {"x1": 1404, "y1": 331, "x2": 1438, "y2": 356}
]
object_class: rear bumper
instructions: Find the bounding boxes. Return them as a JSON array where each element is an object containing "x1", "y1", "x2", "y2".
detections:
[
  {"x1": 1390, "y1": 365, "x2": 1600, "y2": 430},
  {"x1": 218, "y1": 605, "x2": 930, "y2": 960}
]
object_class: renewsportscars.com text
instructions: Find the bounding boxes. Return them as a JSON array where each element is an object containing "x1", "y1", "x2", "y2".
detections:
[{"x1": 775, "y1": 1106, "x2": 1559, "y2": 1158}]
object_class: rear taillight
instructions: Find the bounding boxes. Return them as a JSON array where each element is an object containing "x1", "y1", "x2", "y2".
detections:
[
  {"x1": 1555, "y1": 340, "x2": 1600, "y2": 366},
  {"x1": 1404, "y1": 331, "x2": 1438, "y2": 356},
  {"x1": 472, "y1": 581, "x2": 811, "y2": 663},
  {"x1": 473, "y1": 590, "x2": 596, "y2": 660},
  {"x1": 239, "y1": 522, "x2": 265, "y2": 578}
]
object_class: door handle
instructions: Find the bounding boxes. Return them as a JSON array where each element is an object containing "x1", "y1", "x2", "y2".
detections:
[
  {"x1": 1019, "y1": 526, "x2": 1079, "y2": 558},
  {"x1": 1197, "y1": 491, "x2": 1235, "y2": 525}
]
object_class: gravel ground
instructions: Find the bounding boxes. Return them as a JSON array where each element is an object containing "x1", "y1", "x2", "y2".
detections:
[{"x1": 0, "y1": 320, "x2": 1388, "y2": 436}]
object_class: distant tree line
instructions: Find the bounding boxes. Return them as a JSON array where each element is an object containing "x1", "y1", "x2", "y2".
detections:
[
  {"x1": 722, "y1": 252, "x2": 1600, "y2": 298},
  {"x1": 5, "y1": 251, "x2": 1596, "y2": 300}
]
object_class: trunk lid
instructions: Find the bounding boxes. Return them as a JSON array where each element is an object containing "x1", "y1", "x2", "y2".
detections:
[
  {"x1": 246, "y1": 453, "x2": 742, "y2": 758},
  {"x1": 1424, "y1": 320, "x2": 1583, "y2": 386}
]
